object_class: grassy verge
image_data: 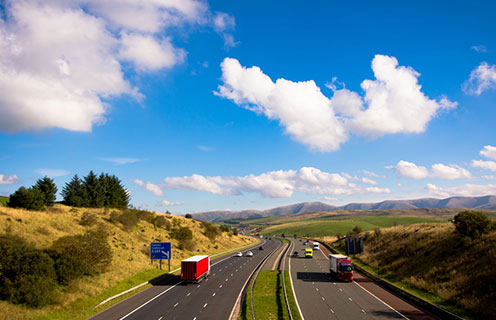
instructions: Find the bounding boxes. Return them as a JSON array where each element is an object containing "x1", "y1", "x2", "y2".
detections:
[
  {"x1": 0, "y1": 196, "x2": 8, "y2": 206},
  {"x1": 326, "y1": 241, "x2": 469, "y2": 318},
  {"x1": 239, "y1": 270, "x2": 301, "y2": 320}
]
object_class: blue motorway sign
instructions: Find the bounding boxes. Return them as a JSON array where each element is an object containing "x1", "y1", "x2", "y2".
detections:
[{"x1": 150, "y1": 242, "x2": 171, "y2": 260}]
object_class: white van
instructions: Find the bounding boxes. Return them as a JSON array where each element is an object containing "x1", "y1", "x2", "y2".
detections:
[{"x1": 313, "y1": 242, "x2": 319, "y2": 250}]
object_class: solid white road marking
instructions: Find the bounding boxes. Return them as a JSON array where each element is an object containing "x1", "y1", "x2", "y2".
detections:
[{"x1": 353, "y1": 281, "x2": 409, "y2": 320}]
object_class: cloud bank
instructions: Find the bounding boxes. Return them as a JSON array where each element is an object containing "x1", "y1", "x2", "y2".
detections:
[
  {"x1": 389, "y1": 160, "x2": 472, "y2": 180},
  {"x1": 216, "y1": 55, "x2": 456, "y2": 152},
  {"x1": 0, "y1": 0, "x2": 234, "y2": 133}
]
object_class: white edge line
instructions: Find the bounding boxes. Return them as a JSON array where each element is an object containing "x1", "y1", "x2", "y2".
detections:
[
  {"x1": 228, "y1": 238, "x2": 269, "y2": 320},
  {"x1": 314, "y1": 241, "x2": 408, "y2": 320},
  {"x1": 288, "y1": 240, "x2": 305, "y2": 320},
  {"x1": 96, "y1": 240, "x2": 261, "y2": 307},
  {"x1": 119, "y1": 281, "x2": 183, "y2": 320},
  {"x1": 354, "y1": 281, "x2": 409, "y2": 320}
]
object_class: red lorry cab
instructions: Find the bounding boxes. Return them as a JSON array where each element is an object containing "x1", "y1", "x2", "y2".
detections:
[
  {"x1": 329, "y1": 254, "x2": 354, "y2": 282},
  {"x1": 181, "y1": 255, "x2": 210, "y2": 283}
]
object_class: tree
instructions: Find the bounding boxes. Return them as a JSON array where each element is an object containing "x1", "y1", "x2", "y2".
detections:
[
  {"x1": 34, "y1": 176, "x2": 57, "y2": 206},
  {"x1": 454, "y1": 211, "x2": 492, "y2": 240},
  {"x1": 83, "y1": 171, "x2": 104, "y2": 208},
  {"x1": 7, "y1": 187, "x2": 45, "y2": 210},
  {"x1": 185, "y1": 213, "x2": 192, "y2": 219},
  {"x1": 62, "y1": 175, "x2": 87, "y2": 207},
  {"x1": 99, "y1": 173, "x2": 129, "y2": 209}
]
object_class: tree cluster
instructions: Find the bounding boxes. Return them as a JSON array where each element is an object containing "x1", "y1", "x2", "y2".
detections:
[
  {"x1": 7, "y1": 177, "x2": 57, "y2": 210},
  {"x1": 454, "y1": 211, "x2": 493, "y2": 240},
  {"x1": 62, "y1": 171, "x2": 129, "y2": 209}
]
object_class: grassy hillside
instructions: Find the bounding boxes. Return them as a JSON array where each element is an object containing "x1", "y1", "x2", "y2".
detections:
[
  {"x1": 262, "y1": 216, "x2": 444, "y2": 237},
  {"x1": 349, "y1": 223, "x2": 496, "y2": 318},
  {"x1": 0, "y1": 204, "x2": 254, "y2": 320}
]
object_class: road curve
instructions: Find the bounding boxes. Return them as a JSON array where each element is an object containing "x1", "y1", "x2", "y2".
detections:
[
  {"x1": 288, "y1": 238, "x2": 438, "y2": 320},
  {"x1": 89, "y1": 238, "x2": 281, "y2": 320}
]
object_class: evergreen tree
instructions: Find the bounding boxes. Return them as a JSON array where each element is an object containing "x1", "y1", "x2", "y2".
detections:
[
  {"x1": 83, "y1": 171, "x2": 104, "y2": 208},
  {"x1": 7, "y1": 187, "x2": 45, "y2": 210},
  {"x1": 33, "y1": 176, "x2": 57, "y2": 206},
  {"x1": 61, "y1": 175, "x2": 87, "y2": 207},
  {"x1": 100, "y1": 174, "x2": 129, "y2": 209}
]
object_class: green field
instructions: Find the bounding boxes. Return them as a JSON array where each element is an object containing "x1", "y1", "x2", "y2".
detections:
[
  {"x1": 0, "y1": 196, "x2": 8, "y2": 206},
  {"x1": 263, "y1": 216, "x2": 444, "y2": 237}
]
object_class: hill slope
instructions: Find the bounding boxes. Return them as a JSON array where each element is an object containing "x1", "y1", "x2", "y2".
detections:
[
  {"x1": 0, "y1": 204, "x2": 252, "y2": 320},
  {"x1": 193, "y1": 195, "x2": 496, "y2": 222}
]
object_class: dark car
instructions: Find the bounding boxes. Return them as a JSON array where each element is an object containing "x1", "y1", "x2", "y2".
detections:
[
  {"x1": 293, "y1": 251, "x2": 299, "y2": 257},
  {"x1": 259, "y1": 246, "x2": 264, "y2": 250}
]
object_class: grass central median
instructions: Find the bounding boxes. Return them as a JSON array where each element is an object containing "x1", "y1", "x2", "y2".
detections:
[{"x1": 239, "y1": 270, "x2": 300, "y2": 320}]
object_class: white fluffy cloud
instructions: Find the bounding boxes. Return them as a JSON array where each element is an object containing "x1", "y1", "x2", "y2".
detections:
[
  {"x1": 390, "y1": 161, "x2": 429, "y2": 179},
  {"x1": 471, "y1": 160, "x2": 496, "y2": 172},
  {"x1": 427, "y1": 183, "x2": 496, "y2": 198},
  {"x1": 158, "y1": 167, "x2": 390, "y2": 198},
  {"x1": 35, "y1": 168, "x2": 70, "y2": 177},
  {"x1": 0, "y1": 174, "x2": 19, "y2": 185},
  {"x1": 463, "y1": 62, "x2": 496, "y2": 95},
  {"x1": 0, "y1": 0, "x2": 231, "y2": 133},
  {"x1": 216, "y1": 55, "x2": 456, "y2": 152},
  {"x1": 131, "y1": 179, "x2": 163, "y2": 196},
  {"x1": 480, "y1": 145, "x2": 496, "y2": 160},
  {"x1": 100, "y1": 157, "x2": 144, "y2": 165},
  {"x1": 389, "y1": 161, "x2": 472, "y2": 180},
  {"x1": 161, "y1": 200, "x2": 182, "y2": 207}
]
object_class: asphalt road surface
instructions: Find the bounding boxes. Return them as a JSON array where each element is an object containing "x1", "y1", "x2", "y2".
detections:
[
  {"x1": 89, "y1": 238, "x2": 281, "y2": 320},
  {"x1": 288, "y1": 238, "x2": 437, "y2": 320}
]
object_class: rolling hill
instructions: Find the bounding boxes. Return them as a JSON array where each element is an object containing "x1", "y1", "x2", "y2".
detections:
[{"x1": 192, "y1": 195, "x2": 496, "y2": 222}]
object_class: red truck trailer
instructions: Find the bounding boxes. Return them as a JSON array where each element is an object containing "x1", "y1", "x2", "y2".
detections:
[
  {"x1": 181, "y1": 255, "x2": 210, "y2": 283},
  {"x1": 329, "y1": 254, "x2": 353, "y2": 282}
]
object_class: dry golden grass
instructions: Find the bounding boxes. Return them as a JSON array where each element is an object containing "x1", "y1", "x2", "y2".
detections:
[
  {"x1": 356, "y1": 222, "x2": 496, "y2": 318},
  {"x1": 0, "y1": 204, "x2": 253, "y2": 319}
]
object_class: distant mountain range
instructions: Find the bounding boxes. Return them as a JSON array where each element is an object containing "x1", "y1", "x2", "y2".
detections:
[{"x1": 192, "y1": 195, "x2": 496, "y2": 222}]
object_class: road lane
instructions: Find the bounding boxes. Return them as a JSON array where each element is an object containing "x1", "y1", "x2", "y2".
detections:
[
  {"x1": 89, "y1": 239, "x2": 281, "y2": 320},
  {"x1": 289, "y1": 238, "x2": 416, "y2": 320}
]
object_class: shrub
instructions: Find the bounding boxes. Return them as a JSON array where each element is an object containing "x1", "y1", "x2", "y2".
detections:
[
  {"x1": 352, "y1": 225, "x2": 363, "y2": 234},
  {"x1": 50, "y1": 230, "x2": 112, "y2": 275},
  {"x1": 219, "y1": 225, "x2": 230, "y2": 232},
  {"x1": 155, "y1": 215, "x2": 171, "y2": 230},
  {"x1": 185, "y1": 213, "x2": 193, "y2": 219},
  {"x1": 454, "y1": 211, "x2": 492, "y2": 240},
  {"x1": 171, "y1": 226, "x2": 193, "y2": 241},
  {"x1": 201, "y1": 221, "x2": 220, "y2": 241},
  {"x1": 80, "y1": 211, "x2": 98, "y2": 226},
  {"x1": 7, "y1": 187, "x2": 45, "y2": 211},
  {"x1": 232, "y1": 227, "x2": 239, "y2": 236},
  {"x1": 48, "y1": 252, "x2": 86, "y2": 285},
  {"x1": 0, "y1": 235, "x2": 57, "y2": 307},
  {"x1": 118, "y1": 210, "x2": 139, "y2": 230}
]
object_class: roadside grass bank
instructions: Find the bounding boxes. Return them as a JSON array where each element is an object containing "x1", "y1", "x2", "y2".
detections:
[
  {"x1": 324, "y1": 222, "x2": 495, "y2": 319},
  {"x1": 239, "y1": 270, "x2": 300, "y2": 320},
  {"x1": 0, "y1": 195, "x2": 8, "y2": 205}
]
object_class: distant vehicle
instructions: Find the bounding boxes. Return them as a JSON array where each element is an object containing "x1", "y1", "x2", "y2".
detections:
[
  {"x1": 329, "y1": 254, "x2": 353, "y2": 282},
  {"x1": 181, "y1": 255, "x2": 210, "y2": 283},
  {"x1": 245, "y1": 251, "x2": 253, "y2": 257},
  {"x1": 235, "y1": 252, "x2": 242, "y2": 257},
  {"x1": 293, "y1": 251, "x2": 299, "y2": 257},
  {"x1": 269, "y1": 238, "x2": 272, "y2": 240},
  {"x1": 259, "y1": 246, "x2": 264, "y2": 250},
  {"x1": 305, "y1": 248, "x2": 313, "y2": 258},
  {"x1": 299, "y1": 239, "x2": 302, "y2": 242},
  {"x1": 281, "y1": 233, "x2": 285, "y2": 238},
  {"x1": 313, "y1": 242, "x2": 320, "y2": 250}
]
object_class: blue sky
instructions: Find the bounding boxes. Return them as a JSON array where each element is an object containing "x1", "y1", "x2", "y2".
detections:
[{"x1": 1, "y1": 0, "x2": 496, "y2": 214}]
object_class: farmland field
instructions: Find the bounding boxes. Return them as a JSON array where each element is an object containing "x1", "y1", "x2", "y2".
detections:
[
  {"x1": 0, "y1": 196, "x2": 8, "y2": 206},
  {"x1": 262, "y1": 216, "x2": 444, "y2": 237}
]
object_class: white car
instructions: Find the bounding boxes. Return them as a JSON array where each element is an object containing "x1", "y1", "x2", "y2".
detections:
[
  {"x1": 245, "y1": 251, "x2": 253, "y2": 257},
  {"x1": 235, "y1": 252, "x2": 243, "y2": 257}
]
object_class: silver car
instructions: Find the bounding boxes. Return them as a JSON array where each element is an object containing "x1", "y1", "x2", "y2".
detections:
[{"x1": 245, "y1": 251, "x2": 253, "y2": 257}]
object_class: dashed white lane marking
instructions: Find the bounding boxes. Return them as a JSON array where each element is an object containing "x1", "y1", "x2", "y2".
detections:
[
  {"x1": 231, "y1": 273, "x2": 233, "y2": 276},
  {"x1": 213, "y1": 273, "x2": 216, "y2": 276},
  {"x1": 348, "y1": 297, "x2": 353, "y2": 301},
  {"x1": 225, "y1": 278, "x2": 229, "y2": 281},
  {"x1": 212, "y1": 292, "x2": 216, "y2": 296},
  {"x1": 197, "y1": 285, "x2": 201, "y2": 288},
  {"x1": 174, "y1": 302, "x2": 179, "y2": 307},
  {"x1": 187, "y1": 292, "x2": 191, "y2": 296},
  {"x1": 316, "y1": 288, "x2": 319, "y2": 291},
  {"x1": 312, "y1": 282, "x2": 315, "y2": 285},
  {"x1": 361, "y1": 309, "x2": 366, "y2": 314},
  {"x1": 193, "y1": 317, "x2": 197, "y2": 320},
  {"x1": 219, "y1": 285, "x2": 223, "y2": 288},
  {"x1": 322, "y1": 297, "x2": 325, "y2": 301},
  {"x1": 339, "y1": 288, "x2": 343, "y2": 292},
  {"x1": 330, "y1": 309, "x2": 335, "y2": 314},
  {"x1": 158, "y1": 317, "x2": 163, "y2": 320},
  {"x1": 353, "y1": 281, "x2": 409, "y2": 320},
  {"x1": 203, "y1": 303, "x2": 208, "y2": 308}
]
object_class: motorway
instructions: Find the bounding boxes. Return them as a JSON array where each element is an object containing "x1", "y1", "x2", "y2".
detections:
[
  {"x1": 288, "y1": 238, "x2": 438, "y2": 320},
  {"x1": 89, "y1": 238, "x2": 281, "y2": 320}
]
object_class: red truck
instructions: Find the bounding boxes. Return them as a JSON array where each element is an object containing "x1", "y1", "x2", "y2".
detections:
[
  {"x1": 181, "y1": 255, "x2": 210, "y2": 283},
  {"x1": 329, "y1": 254, "x2": 353, "y2": 282}
]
